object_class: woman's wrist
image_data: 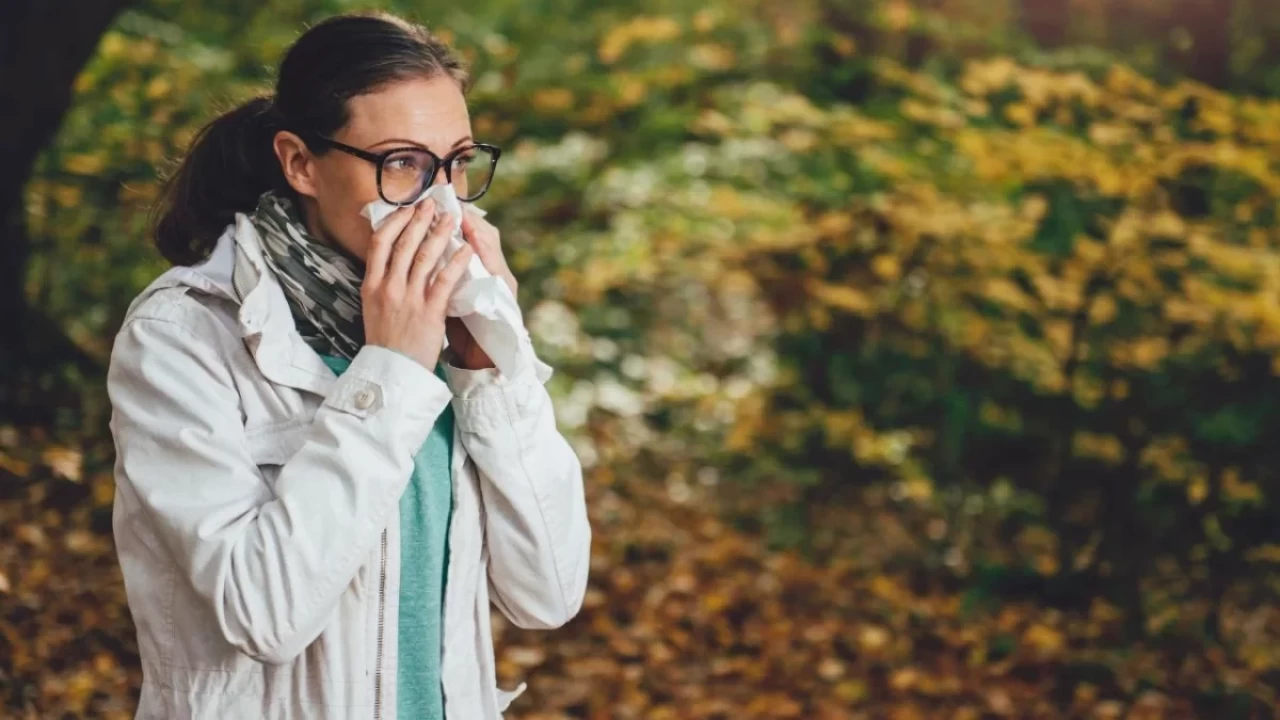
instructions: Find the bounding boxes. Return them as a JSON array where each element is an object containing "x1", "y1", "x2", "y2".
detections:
[{"x1": 443, "y1": 345, "x2": 495, "y2": 370}]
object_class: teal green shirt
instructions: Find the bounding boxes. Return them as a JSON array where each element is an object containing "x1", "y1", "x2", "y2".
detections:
[{"x1": 321, "y1": 355, "x2": 453, "y2": 720}]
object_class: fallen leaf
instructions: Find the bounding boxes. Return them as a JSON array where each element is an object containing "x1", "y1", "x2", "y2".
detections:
[
  {"x1": 16, "y1": 523, "x2": 48, "y2": 549},
  {"x1": 505, "y1": 646, "x2": 546, "y2": 668},
  {"x1": 1023, "y1": 623, "x2": 1065, "y2": 657},
  {"x1": 42, "y1": 447, "x2": 83, "y2": 483}
]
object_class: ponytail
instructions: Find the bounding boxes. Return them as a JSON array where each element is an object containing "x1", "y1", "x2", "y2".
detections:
[{"x1": 151, "y1": 96, "x2": 288, "y2": 266}]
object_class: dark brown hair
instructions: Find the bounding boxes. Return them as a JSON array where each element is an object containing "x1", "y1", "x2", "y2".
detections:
[{"x1": 151, "y1": 11, "x2": 469, "y2": 265}]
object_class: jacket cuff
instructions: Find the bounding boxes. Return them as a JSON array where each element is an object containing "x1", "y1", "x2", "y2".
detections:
[
  {"x1": 326, "y1": 345, "x2": 454, "y2": 449},
  {"x1": 440, "y1": 345, "x2": 553, "y2": 401}
]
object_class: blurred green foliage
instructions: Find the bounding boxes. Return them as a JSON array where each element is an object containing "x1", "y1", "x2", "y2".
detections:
[{"x1": 25, "y1": 0, "x2": 1280, "y2": 643}]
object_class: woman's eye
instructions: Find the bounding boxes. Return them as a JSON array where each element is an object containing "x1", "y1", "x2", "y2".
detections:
[
  {"x1": 386, "y1": 155, "x2": 421, "y2": 172},
  {"x1": 453, "y1": 154, "x2": 475, "y2": 169}
]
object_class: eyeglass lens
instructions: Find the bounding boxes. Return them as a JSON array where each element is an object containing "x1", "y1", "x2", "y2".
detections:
[{"x1": 380, "y1": 147, "x2": 496, "y2": 204}]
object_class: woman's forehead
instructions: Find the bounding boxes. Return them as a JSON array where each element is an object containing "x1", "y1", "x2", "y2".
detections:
[{"x1": 340, "y1": 75, "x2": 471, "y2": 151}]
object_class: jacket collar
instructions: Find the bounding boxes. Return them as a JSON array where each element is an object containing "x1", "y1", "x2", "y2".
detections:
[{"x1": 180, "y1": 214, "x2": 338, "y2": 397}]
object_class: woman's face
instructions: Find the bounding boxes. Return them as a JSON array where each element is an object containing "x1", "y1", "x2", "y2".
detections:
[{"x1": 278, "y1": 74, "x2": 472, "y2": 262}]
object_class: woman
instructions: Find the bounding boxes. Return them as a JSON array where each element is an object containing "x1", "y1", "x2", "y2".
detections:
[{"x1": 106, "y1": 11, "x2": 590, "y2": 720}]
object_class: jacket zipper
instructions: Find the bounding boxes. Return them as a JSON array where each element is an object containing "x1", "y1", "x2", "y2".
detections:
[{"x1": 374, "y1": 528, "x2": 388, "y2": 719}]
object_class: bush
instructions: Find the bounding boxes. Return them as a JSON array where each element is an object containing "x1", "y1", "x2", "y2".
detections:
[{"x1": 27, "y1": 0, "x2": 1280, "y2": 636}]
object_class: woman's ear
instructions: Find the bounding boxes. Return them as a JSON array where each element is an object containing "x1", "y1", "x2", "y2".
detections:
[{"x1": 273, "y1": 130, "x2": 320, "y2": 199}]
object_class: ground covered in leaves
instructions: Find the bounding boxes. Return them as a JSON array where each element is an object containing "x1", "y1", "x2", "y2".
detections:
[{"x1": 0, "y1": 423, "x2": 1276, "y2": 719}]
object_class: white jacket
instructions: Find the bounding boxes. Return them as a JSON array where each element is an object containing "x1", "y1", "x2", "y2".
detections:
[{"x1": 107, "y1": 213, "x2": 591, "y2": 719}]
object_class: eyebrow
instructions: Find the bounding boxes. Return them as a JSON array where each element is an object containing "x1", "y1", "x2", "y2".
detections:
[{"x1": 369, "y1": 136, "x2": 474, "y2": 152}]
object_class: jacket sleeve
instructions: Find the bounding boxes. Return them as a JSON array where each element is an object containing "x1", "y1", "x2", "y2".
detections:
[
  {"x1": 108, "y1": 305, "x2": 451, "y2": 664},
  {"x1": 443, "y1": 353, "x2": 592, "y2": 629}
]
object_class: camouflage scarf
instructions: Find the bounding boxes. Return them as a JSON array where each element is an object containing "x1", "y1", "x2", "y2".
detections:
[{"x1": 249, "y1": 191, "x2": 366, "y2": 359}]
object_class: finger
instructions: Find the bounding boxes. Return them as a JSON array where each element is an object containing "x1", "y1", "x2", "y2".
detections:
[
  {"x1": 461, "y1": 202, "x2": 491, "y2": 227},
  {"x1": 460, "y1": 211, "x2": 496, "y2": 248},
  {"x1": 386, "y1": 199, "x2": 436, "y2": 290},
  {"x1": 460, "y1": 212, "x2": 502, "y2": 270},
  {"x1": 407, "y1": 204, "x2": 458, "y2": 298},
  {"x1": 364, "y1": 204, "x2": 416, "y2": 288},
  {"x1": 425, "y1": 244, "x2": 474, "y2": 314}
]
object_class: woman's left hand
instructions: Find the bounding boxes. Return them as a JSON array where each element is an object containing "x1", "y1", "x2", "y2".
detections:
[{"x1": 445, "y1": 209, "x2": 519, "y2": 370}]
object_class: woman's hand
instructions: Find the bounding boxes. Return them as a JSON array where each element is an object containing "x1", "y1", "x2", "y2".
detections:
[
  {"x1": 461, "y1": 210, "x2": 517, "y2": 297},
  {"x1": 363, "y1": 198, "x2": 474, "y2": 370},
  {"x1": 445, "y1": 210, "x2": 518, "y2": 370}
]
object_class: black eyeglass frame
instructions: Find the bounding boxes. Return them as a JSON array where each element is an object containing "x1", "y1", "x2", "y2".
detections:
[{"x1": 306, "y1": 134, "x2": 503, "y2": 205}]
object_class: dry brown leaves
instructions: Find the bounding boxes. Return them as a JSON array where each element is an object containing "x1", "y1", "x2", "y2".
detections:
[{"x1": 0, "y1": 425, "x2": 1276, "y2": 718}]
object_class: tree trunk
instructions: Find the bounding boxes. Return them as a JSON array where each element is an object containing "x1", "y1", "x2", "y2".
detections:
[
  {"x1": 1020, "y1": 0, "x2": 1072, "y2": 49},
  {"x1": 1104, "y1": 0, "x2": 1155, "y2": 48},
  {"x1": 0, "y1": 0, "x2": 133, "y2": 394},
  {"x1": 1177, "y1": 0, "x2": 1233, "y2": 88}
]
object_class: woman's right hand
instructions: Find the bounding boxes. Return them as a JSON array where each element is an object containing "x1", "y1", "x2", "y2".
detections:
[{"x1": 362, "y1": 198, "x2": 474, "y2": 370}]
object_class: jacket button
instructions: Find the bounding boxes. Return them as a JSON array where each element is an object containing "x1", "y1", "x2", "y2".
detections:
[{"x1": 353, "y1": 389, "x2": 375, "y2": 410}]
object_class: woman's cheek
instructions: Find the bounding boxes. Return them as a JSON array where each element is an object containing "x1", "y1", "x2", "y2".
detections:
[{"x1": 321, "y1": 201, "x2": 374, "y2": 262}]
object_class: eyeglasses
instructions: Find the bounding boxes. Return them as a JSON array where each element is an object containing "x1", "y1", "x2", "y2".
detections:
[{"x1": 306, "y1": 135, "x2": 502, "y2": 205}]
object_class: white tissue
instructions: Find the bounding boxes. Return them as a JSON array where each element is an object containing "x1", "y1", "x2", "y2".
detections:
[{"x1": 360, "y1": 184, "x2": 533, "y2": 378}]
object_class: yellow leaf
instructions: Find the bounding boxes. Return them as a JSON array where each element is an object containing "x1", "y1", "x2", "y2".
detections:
[
  {"x1": 1072, "y1": 432, "x2": 1125, "y2": 465},
  {"x1": 53, "y1": 185, "x2": 83, "y2": 208},
  {"x1": 530, "y1": 88, "x2": 574, "y2": 114},
  {"x1": 779, "y1": 128, "x2": 819, "y2": 153},
  {"x1": 881, "y1": 0, "x2": 914, "y2": 31},
  {"x1": 598, "y1": 16, "x2": 681, "y2": 64},
  {"x1": 810, "y1": 281, "x2": 873, "y2": 314},
  {"x1": 983, "y1": 278, "x2": 1033, "y2": 312},
  {"x1": 831, "y1": 34, "x2": 857, "y2": 57},
  {"x1": 0, "y1": 451, "x2": 30, "y2": 478},
  {"x1": 505, "y1": 646, "x2": 546, "y2": 667},
  {"x1": 100, "y1": 32, "x2": 127, "y2": 59},
  {"x1": 692, "y1": 8, "x2": 720, "y2": 33},
  {"x1": 702, "y1": 592, "x2": 730, "y2": 613},
  {"x1": 1089, "y1": 294, "x2": 1118, "y2": 324},
  {"x1": 858, "y1": 623, "x2": 892, "y2": 652},
  {"x1": 1034, "y1": 554, "x2": 1059, "y2": 576},
  {"x1": 93, "y1": 653, "x2": 117, "y2": 674},
  {"x1": 690, "y1": 43, "x2": 735, "y2": 71},
  {"x1": 890, "y1": 667, "x2": 919, "y2": 691},
  {"x1": 1223, "y1": 467, "x2": 1262, "y2": 503},
  {"x1": 815, "y1": 212, "x2": 854, "y2": 239},
  {"x1": 818, "y1": 658, "x2": 845, "y2": 681},
  {"x1": 16, "y1": 524, "x2": 47, "y2": 549},
  {"x1": 63, "y1": 153, "x2": 106, "y2": 175},
  {"x1": 145, "y1": 76, "x2": 171, "y2": 100},
  {"x1": 834, "y1": 679, "x2": 868, "y2": 703},
  {"x1": 871, "y1": 254, "x2": 901, "y2": 281},
  {"x1": 92, "y1": 473, "x2": 115, "y2": 506},
  {"x1": 42, "y1": 446, "x2": 82, "y2": 482},
  {"x1": 1247, "y1": 544, "x2": 1280, "y2": 563},
  {"x1": 65, "y1": 530, "x2": 99, "y2": 555},
  {"x1": 1004, "y1": 103, "x2": 1036, "y2": 127},
  {"x1": 614, "y1": 75, "x2": 647, "y2": 107},
  {"x1": 1023, "y1": 623, "x2": 1065, "y2": 657}
]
